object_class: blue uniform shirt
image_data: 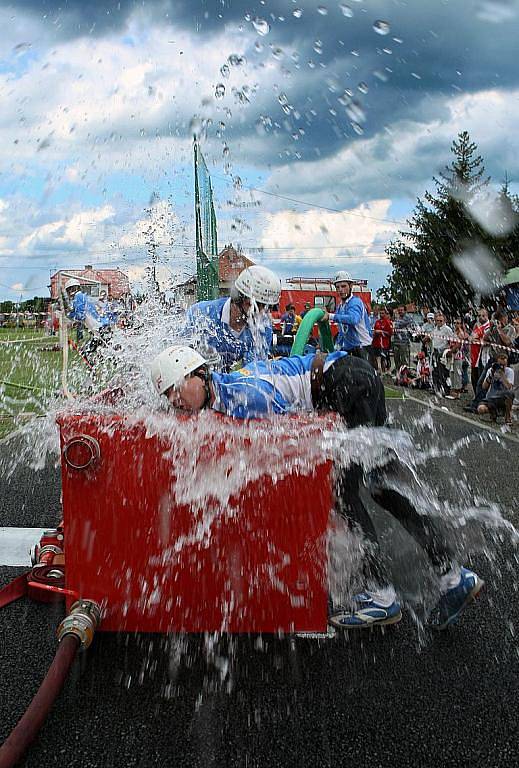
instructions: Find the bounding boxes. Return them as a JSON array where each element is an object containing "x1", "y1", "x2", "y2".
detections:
[
  {"x1": 67, "y1": 292, "x2": 111, "y2": 330},
  {"x1": 211, "y1": 351, "x2": 348, "y2": 419},
  {"x1": 333, "y1": 295, "x2": 372, "y2": 352},
  {"x1": 184, "y1": 297, "x2": 273, "y2": 369}
]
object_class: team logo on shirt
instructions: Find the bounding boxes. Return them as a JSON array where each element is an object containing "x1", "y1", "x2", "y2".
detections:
[{"x1": 239, "y1": 368, "x2": 252, "y2": 376}]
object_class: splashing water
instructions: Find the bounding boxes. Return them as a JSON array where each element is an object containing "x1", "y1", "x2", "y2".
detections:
[{"x1": 1, "y1": 295, "x2": 517, "y2": 697}]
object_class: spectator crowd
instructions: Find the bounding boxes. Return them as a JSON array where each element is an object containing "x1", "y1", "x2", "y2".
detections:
[{"x1": 369, "y1": 303, "x2": 519, "y2": 428}]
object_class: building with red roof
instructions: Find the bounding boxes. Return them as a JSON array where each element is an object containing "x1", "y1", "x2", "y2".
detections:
[{"x1": 49, "y1": 265, "x2": 129, "y2": 300}]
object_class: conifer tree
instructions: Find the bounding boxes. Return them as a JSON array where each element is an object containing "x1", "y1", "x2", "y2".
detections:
[{"x1": 379, "y1": 131, "x2": 495, "y2": 314}]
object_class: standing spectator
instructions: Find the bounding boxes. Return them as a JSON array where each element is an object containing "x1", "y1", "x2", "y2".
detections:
[
  {"x1": 371, "y1": 307, "x2": 393, "y2": 373},
  {"x1": 420, "y1": 305, "x2": 431, "y2": 324},
  {"x1": 421, "y1": 312, "x2": 435, "y2": 355},
  {"x1": 392, "y1": 305, "x2": 415, "y2": 372},
  {"x1": 510, "y1": 312, "x2": 519, "y2": 411},
  {"x1": 280, "y1": 304, "x2": 302, "y2": 335},
  {"x1": 444, "y1": 319, "x2": 468, "y2": 399},
  {"x1": 463, "y1": 308, "x2": 476, "y2": 332},
  {"x1": 300, "y1": 301, "x2": 312, "y2": 318},
  {"x1": 468, "y1": 308, "x2": 491, "y2": 397},
  {"x1": 326, "y1": 271, "x2": 372, "y2": 361},
  {"x1": 426, "y1": 312, "x2": 453, "y2": 395}
]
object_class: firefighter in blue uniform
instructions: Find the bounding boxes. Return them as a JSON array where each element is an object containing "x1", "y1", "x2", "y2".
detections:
[
  {"x1": 327, "y1": 271, "x2": 373, "y2": 361},
  {"x1": 183, "y1": 265, "x2": 280, "y2": 370},
  {"x1": 150, "y1": 345, "x2": 484, "y2": 632}
]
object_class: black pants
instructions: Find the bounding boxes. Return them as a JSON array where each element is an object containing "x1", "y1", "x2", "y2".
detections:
[
  {"x1": 431, "y1": 350, "x2": 450, "y2": 395},
  {"x1": 318, "y1": 356, "x2": 453, "y2": 584},
  {"x1": 317, "y1": 355, "x2": 386, "y2": 428}
]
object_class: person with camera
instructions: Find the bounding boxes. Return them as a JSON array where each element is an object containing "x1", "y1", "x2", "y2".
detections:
[
  {"x1": 476, "y1": 352, "x2": 515, "y2": 425},
  {"x1": 464, "y1": 309, "x2": 516, "y2": 413}
]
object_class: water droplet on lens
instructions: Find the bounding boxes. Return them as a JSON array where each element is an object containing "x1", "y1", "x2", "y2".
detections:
[
  {"x1": 373, "y1": 69, "x2": 388, "y2": 82},
  {"x1": 317, "y1": 6, "x2": 328, "y2": 15},
  {"x1": 345, "y1": 99, "x2": 366, "y2": 123},
  {"x1": 339, "y1": 4, "x2": 353, "y2": 17},
  {"x1": 293, "y1": 8, "x2": 303, "y2": 18},
  {"x1": 338, "y1": 88, "x2": 353, "y2": 105},
  {"x1": 313, "y1": 40, "x2": 323, "y2": 54},
  {"x1": 351, "y1": 121, "x2": 364, "y2": 135},
  {"x1": 411, "y1": 72, "x2": 422, "y2": 80},
  {"x1": 357, "y1": 81, "x2": 368, "y2": 94},
  {"x1": 220, "y1": 64, "x2": 230, "y2": 78},
  {"x1": 271, "y1": 47, "x2": 284, "y2": 60},
  {"x1": 215, "y1": 83, "x2": 225, "y2": 99},
  {"x1": 278, "y1": 93, "x2": 289, "y2": 105},
  {"x1": 252, "y1": 17, "x2": 270, "y2": 36},
  {"x1": 373, "y1": 20, "x2": 391, "y2": 35},
  {"x1": 228, "y1": 53, "x2": 246, "y2": 67}
]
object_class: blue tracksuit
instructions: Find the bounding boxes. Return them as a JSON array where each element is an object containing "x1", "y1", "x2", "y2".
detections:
[
  {"x1": 211, "y1": 351, "x2": 348, "y2": 419},
  {"x1": 184, "y1": 297, "x2": 273, "y2": 370},
  {"x1": 333, "y1": 296, "x2": 372, "y2": 352},
  {"x1": 67, "y1": 292, "x2": 111, "y2": 330}
]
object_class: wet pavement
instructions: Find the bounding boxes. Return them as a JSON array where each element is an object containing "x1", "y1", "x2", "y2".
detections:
[{"x1": 0, "y1": 400, "x2": 518, "y2": 768}]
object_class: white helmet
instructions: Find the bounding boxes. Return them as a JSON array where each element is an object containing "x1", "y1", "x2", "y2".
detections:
[
  {"x1": 64, "y1": 278, "x2": 81, "y2": 291},
  {"x1": 334, "y1": 270, "x2": 354, "y2": 285},
  {"x1": 234, "y1": 265, "x2": 281, "y2": 306},
  {"x1": 150, "y1": 345, "x2": 206, "y2": 395}
]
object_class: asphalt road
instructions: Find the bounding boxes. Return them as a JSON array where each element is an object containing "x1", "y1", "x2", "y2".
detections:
[{"x1": 0, "y1": 400, "x2": 518, "y2": 768}]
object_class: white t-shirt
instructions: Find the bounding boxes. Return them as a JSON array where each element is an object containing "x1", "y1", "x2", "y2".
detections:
[{"x1": 431, "y1": 324, "x2": 453, "y2": 352}]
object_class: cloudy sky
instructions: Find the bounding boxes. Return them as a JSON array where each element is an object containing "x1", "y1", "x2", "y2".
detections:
[{"x1": 1, "y1": 0, "x2": 519, "y2": 301}]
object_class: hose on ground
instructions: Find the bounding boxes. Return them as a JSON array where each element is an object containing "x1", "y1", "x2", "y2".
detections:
[{"x1": 0, "y1": 635, "x2": 79, "y2": 768}]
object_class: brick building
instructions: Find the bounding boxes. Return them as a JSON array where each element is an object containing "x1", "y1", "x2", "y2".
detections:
[
  {"x1": 49, "y1": 265, "x2": 130, "y2": 300},
  {"x1": 218, "y1": 245, "x2": 255, "y2": 294},
  {"x1": 174, "y1": 245, "x2": 255, "y2": 306}
]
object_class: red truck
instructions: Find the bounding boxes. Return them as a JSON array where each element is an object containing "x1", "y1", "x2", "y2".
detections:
[{"x1": 272, "y1": 277, "x2": 372, "y2": 346}]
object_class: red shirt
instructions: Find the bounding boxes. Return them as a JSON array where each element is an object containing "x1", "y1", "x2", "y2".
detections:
[
  {"x1": 373, "y1": 317, "x2": 393, "y2": 350},
  {"x1": 471, "y1": 321, "x2": 490, "y2": 368}
]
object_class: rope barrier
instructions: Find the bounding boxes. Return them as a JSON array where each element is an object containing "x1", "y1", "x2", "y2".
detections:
[
  {"x1": 0, "y1": 379, "x2": 46, "y2": 392},
  {"x1": 389, "y1": 330, "x2": 518, "y2": 356}
]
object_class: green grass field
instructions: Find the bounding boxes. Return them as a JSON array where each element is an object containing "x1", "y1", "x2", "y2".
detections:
[{"x1": 0, "y1": 328, "x2": 90, "y2": 438}]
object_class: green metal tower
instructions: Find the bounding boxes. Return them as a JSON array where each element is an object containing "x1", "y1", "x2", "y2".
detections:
[{"x1": 194, "y1": 138, "x2": 219, "y2": 301}]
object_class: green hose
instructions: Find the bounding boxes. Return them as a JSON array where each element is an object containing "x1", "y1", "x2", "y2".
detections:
[{"x1": 290, "y1": 308, "x2": 335, "y2": 356}]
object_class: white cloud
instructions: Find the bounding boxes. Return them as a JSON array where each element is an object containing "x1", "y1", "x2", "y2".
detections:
[
  {"x1": 265, "y1": 87, "x2": 519, "y2": 209},
  {"x1": 19, "y1": 205, "x2": 115, "y2": 251},
  {"x1": 260, "y1": 200, "x2": 398, "y2": 266}
]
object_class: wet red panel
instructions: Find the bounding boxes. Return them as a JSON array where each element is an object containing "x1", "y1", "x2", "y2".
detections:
[{"x1": 58, "y1": 412, "x2": 334, "y2": 633}]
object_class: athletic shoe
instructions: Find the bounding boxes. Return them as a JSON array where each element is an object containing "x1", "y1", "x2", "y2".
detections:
[
  {"x1": 430, "y1": 568, "x2": 484, "y2": 630},
  {"x1": 329, "y1": 593, "x2": 402, "y2": 630}
]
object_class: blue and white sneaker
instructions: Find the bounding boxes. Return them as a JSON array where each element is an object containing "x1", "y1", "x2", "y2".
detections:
[
  {"x1": 430, "y1": 568, "x2": 484, "y2": 630},
  {"x1": 329, "y1": 593, "x2": 402, "y2": 630}
]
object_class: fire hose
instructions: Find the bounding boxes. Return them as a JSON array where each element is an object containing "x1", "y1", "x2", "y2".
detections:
[
  {"x1": 0, "y1": 526, "x2": 101, "y2": 767},
  {"x1": 0, "y1": 600, "x2": 100, "y2": 768}
]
